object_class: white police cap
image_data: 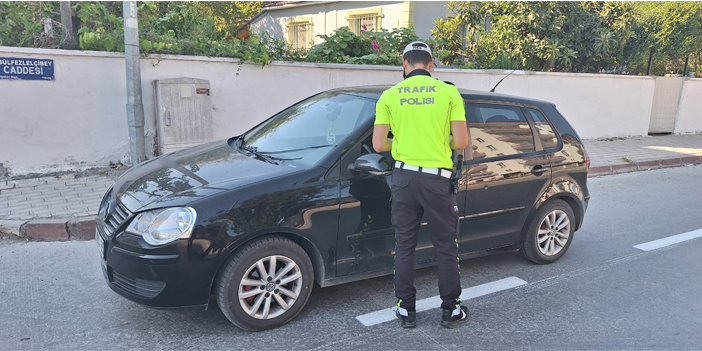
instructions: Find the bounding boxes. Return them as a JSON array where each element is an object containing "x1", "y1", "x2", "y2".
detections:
[{"x1": 402, "y1": 41, "x2": 432, "y2": 57}]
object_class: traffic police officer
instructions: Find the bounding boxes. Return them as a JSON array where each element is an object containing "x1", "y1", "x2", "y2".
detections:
[{"x1": 373, "y1": 41, "x2": 470, "y2": 328}]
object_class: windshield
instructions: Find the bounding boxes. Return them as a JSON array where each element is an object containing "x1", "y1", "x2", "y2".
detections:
[{"x1": 240, "y1": 92, "x2": 377, "y2": 167}]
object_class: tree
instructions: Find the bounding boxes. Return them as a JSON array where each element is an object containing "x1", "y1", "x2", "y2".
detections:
[
  {"x1": 197, "y1": 1, "x2": 262, "y2": 40},
  {"x1": 432, "y1": 1, "x2": 702, "y2": 76},
  {"x1": 628, "y1": 2, "x2": 702, "y2": 75},
  {"x1": 0, "y1": 2, "x2": 59, "y2": 47},
  {"x1": 431, "y1": 1, "x2": 483, "y2": 66},
  {"x1": 434, "y1": 1, "x2": 637, "y2": 72}
]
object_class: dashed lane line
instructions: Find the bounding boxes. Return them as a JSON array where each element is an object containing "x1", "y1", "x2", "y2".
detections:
[
  {"x1": 634, "y1": 228, "x2": 702, "y2": 252},
  {"x1": 355, "y1": 276, "x2": 527, "y2": 327}
]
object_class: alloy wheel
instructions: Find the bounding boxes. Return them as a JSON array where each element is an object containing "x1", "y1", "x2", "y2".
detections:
[
  {"x1": 537, "y1": 209, "x2": 571, "y2": 256},
  {"x1": 238, "y1": 255, "x2": 303, "y2": 319}
]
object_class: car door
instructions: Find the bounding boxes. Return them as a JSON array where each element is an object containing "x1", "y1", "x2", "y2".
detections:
[
  {"x1": 460, "y1": 102, "x2": 552, "y2": 252},
  {"x1": 333, "y1": 130, "x2": 468, "y2": 276},
  {"x1": 333, "y1": 132, "x2": 396, "y2": 277}
]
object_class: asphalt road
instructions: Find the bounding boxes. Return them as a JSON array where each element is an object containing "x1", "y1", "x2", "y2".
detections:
[{"x1": 1, "y1": 164, "x2": 701, "y2": 351}]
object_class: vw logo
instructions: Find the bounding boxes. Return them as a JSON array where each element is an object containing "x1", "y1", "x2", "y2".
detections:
[{"x1": 266, "y1": 282, "x2": 276, "y2": 292}]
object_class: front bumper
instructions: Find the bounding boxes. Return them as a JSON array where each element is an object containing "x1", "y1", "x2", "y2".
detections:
[{"x1": 96, "y1": 207, "x2": 228, "y2": 310}]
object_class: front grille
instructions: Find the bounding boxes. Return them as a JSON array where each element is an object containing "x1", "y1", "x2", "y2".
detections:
[
  {"x1": 111, "y1": 268, "x2": 166, "y2": 299},
  {"x1": 103, "y1": 200, "x2": 131, "y2": 237}
]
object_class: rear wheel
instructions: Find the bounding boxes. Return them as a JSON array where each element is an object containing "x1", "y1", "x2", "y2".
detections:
[
  {"x1": 521, "y1": 199, "x2": 575, "y2": 264},
  {"x1": 216, "y1": 237, "x2": 314, "y2": 331}
]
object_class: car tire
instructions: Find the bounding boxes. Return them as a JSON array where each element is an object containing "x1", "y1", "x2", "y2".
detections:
[
  {"x1": 521, "y1": 199, "x2": 575, "y2": 264},
  {"x1": 216, "y1": 236, "x2": 314, "y2": 331}
]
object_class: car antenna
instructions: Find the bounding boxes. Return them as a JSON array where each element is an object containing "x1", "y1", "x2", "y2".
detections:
[{"x1": 490, "y1": 64, "x2": 522, "y2": 93}]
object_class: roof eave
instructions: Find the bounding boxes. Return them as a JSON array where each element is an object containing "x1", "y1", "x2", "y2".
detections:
[{"x1": 263, "y1": 1, "x2": 338, "y2": 11}]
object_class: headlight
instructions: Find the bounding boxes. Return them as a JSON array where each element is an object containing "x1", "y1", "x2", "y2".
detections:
[{"x1": 126, "y1": 207, "x2": 197, "y2": 246}]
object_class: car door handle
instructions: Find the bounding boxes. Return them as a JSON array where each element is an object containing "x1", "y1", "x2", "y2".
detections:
[{"x1": 530, "y1": 165, "x2": 549, "y2": 175}]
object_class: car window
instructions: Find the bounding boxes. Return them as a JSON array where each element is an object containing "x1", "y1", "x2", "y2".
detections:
[
  {"x1": 465, "y1": 103, "x2": 535, "y2": 160},
  {"x1": 242, "y1": 92, "x2": 377, "y2": 167},
  {"x1": 526, "y1": 109, "x2": 558, "y2": 150}
]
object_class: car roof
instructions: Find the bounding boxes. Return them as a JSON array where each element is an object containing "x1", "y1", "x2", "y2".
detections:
[{"x1": 329, "y1": 85, "x2": 554, "y2": 107}]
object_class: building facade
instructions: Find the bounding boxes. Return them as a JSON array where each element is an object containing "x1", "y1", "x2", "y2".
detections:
[{"x1": 250, "y1": 1, "x2": 449, "y2": 50}]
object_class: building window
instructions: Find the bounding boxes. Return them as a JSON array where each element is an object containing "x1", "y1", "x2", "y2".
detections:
[
  {"x1": 348, "y1": 8, "x2": 382, "y2": 35},
  {"x1": 487, "y1": 145, "x2": 496, "y2": 151},
  {"x1": 497, "y1": 162, "x2": 506, "y2": 168},
  {"x1": 287, "y1": 18, "x2": 313, "y2": 50},
  {"x1": 476, "y1": 137, "x2": 485, "y2": 143}
]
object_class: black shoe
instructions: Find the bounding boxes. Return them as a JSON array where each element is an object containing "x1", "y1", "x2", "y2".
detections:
[
  {"x1": 396, "y1": 308, "x2": 416, "y2": 328},
  {"x1": 441, "y1": 305, "x2": 469, "y2": 329}
]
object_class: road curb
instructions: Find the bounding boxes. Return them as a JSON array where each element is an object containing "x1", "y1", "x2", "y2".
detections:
[
  {"x1": 1, "y1": 216, "x2": 96, "y2": 241},
  {"x1": 67, "y1": 216, "x2": 97, "y2": 241},
  {"x1": 588, "y1": 155, "x2": 702, "y2": 178},
  {"x1": 0, "y1": 220, "x2": 27, "y2": 237},
  {"x1": 25, "y1": 218, "x2": 70, "y2": 241}
]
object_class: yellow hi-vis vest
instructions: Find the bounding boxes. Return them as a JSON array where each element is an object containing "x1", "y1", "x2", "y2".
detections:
[{"x1": 375, "y1": 74, "x2": 466, "y2": 169}]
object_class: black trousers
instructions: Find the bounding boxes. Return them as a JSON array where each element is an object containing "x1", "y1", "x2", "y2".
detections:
[{"x1": 391, "y1": 167, "x2": 462, "y2": 311}]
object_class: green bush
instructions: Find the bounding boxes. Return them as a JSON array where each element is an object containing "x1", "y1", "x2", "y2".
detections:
[
  {"x1": 3, "y1": 1, "x2": 701, "y2": 75},
  {"x1": 304, "y1": 26, "x2": 431, "y2": 66},
  {"x1": 490, "y1": 53, "x2": 520, "y2": 70},
  {"x1": 0, "y1": 2, "x2": 58, "y2": 47},
  {"x1": 433, "y1": 1, "x2": 702, "y2": 75},
  {"x1": 1, "y1": 2, "x2": 428, "y2": 69},
  {"x1": 308, "y1": 27, "x2": 369, "y2": 62}
]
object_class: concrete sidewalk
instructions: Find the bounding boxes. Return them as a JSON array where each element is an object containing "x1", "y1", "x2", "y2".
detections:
[
  {"x1": 585, "y1": 134, "x2": 702, "y2": 176},
  {"x1": 1, "y1": 134, "x2": 701, "y2": 241}
]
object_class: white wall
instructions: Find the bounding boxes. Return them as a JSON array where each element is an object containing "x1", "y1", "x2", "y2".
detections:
[
  {"x1": 431, "y1": 69, "x2": 656, "y2": 139},
  {"x1": 675, "y1": 78, "x2": 702, "y2": 134},
  {"x1": 1, "y1": 48, "x2": 131, "y2": 174},
  {"x1": 0, "y1": 46, "x2": 696, "y2": 175}
]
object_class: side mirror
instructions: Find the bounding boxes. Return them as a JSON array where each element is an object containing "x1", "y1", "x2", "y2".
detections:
[{"x1": 349, "y1": 153, "x2": 392, "y2": 176}]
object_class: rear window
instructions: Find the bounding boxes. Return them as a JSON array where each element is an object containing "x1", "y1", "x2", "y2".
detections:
[
  {"x1": 465, "y1": 103, "x2": 535, "y2": 160},
  {"x1": 526, "y1": 108, "x2": 558, "y2": 150}
]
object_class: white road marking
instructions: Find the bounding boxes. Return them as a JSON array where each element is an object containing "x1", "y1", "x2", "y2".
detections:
[
  {"x1": 355, "y1": 276, "x2": 527, "y2": 326},
  {"x1": 633, "y1": 228, "x2": 702, "y2": 252}
]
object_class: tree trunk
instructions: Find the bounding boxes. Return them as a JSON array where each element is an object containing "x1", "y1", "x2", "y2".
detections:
[{"x1": 60, "y1": 2, "x2": 75, "y2": 49}]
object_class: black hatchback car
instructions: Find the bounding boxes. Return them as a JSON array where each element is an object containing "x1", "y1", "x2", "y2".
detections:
[{"x1": 96, "y1": 86, "x2": 589, "y2": 331}]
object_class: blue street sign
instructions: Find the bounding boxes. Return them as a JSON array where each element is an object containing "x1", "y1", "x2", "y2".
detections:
[{"x1": 0, "y1": 57, "x2": 55, "y2": 81}]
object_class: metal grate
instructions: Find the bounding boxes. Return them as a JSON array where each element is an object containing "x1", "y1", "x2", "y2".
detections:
[
  {"x1": 111, "y1": 268, "x2": 166, "y2": 299},
  {"x1": 289, "y1": 23, "x2": 309, "y2": 50},
  {"x1": 349, "y1": 14, "x2": 380, "y2": 35},
  {"x1": 103, "y1": 200, "x2": 131, "y2": 237}
]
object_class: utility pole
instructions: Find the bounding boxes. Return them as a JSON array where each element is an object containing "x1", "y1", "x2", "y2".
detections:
[{"x1": 123, "y1": 1, "x2": 146, "y2": 164}]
